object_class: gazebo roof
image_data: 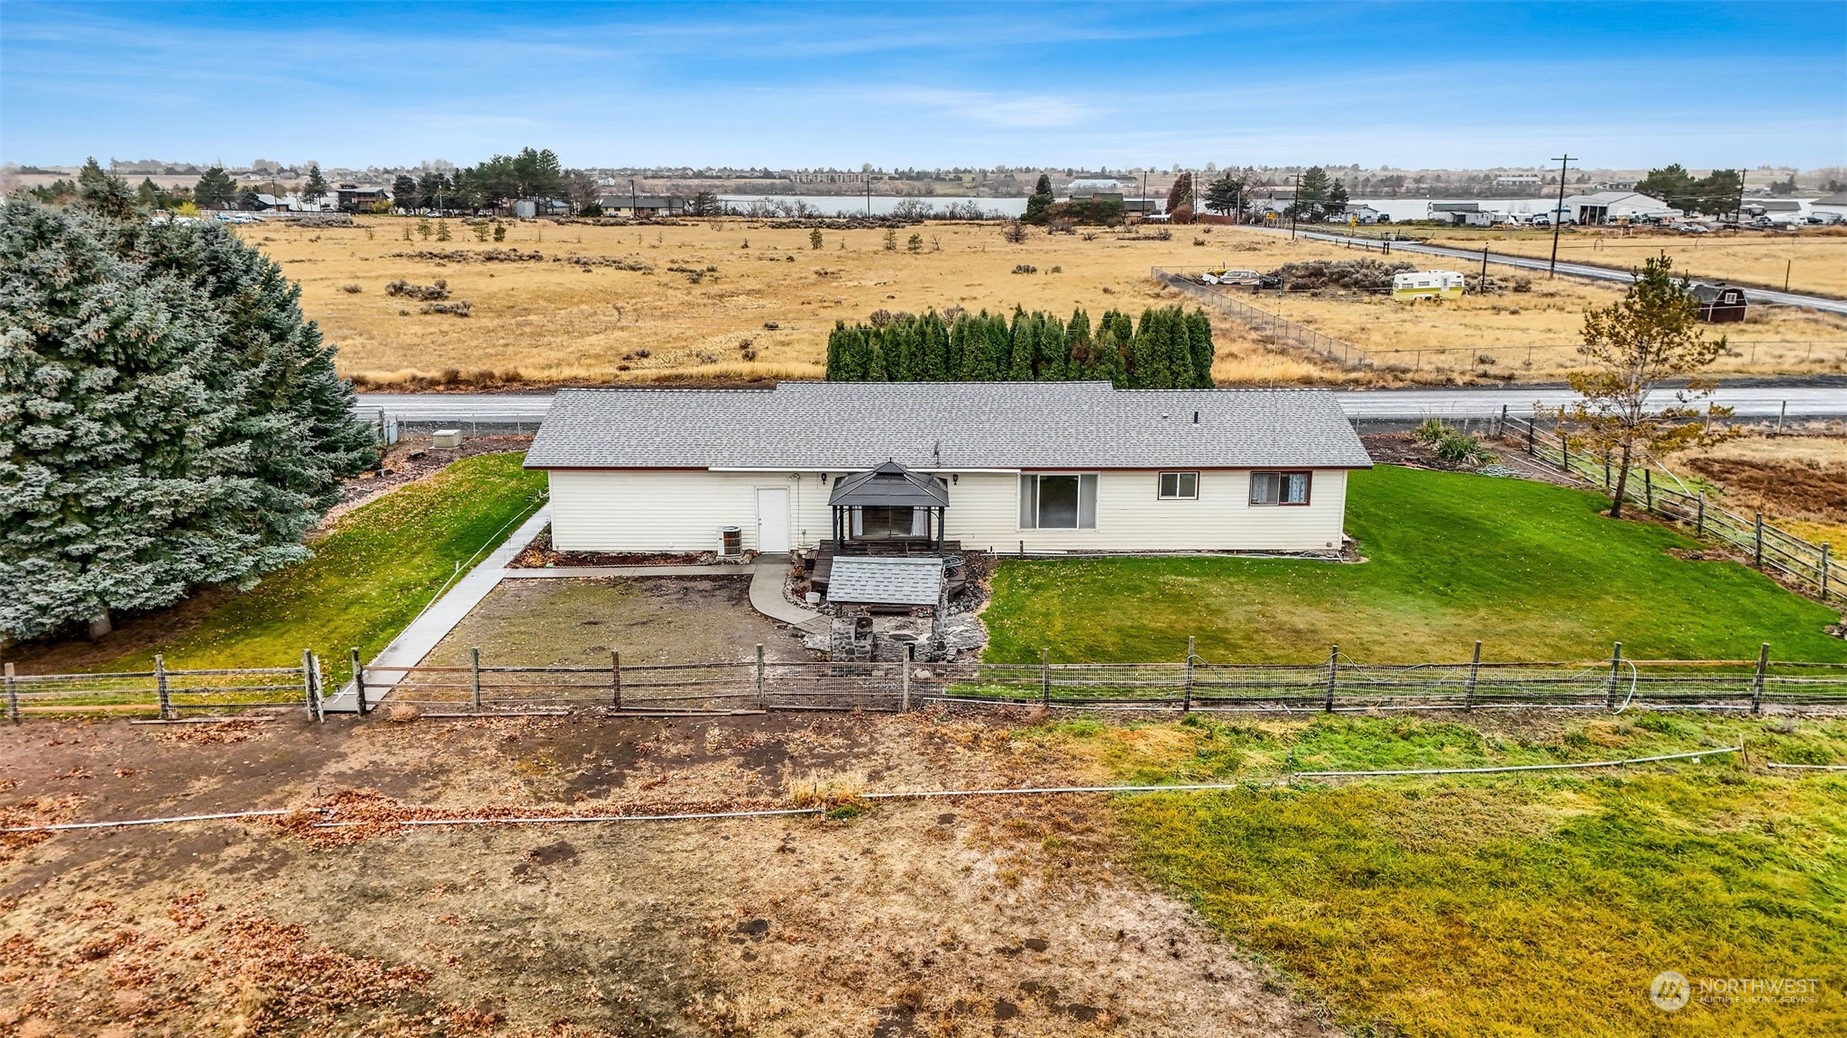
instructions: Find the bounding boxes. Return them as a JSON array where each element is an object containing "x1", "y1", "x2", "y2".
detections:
[{"x1": 827, "y1": 461, "x2": 950, "y2": 509}]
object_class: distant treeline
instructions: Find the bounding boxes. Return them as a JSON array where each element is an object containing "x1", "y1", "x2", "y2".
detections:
[{"x1": 824, "y1": 306, "x2": 1213, "y2": 388}]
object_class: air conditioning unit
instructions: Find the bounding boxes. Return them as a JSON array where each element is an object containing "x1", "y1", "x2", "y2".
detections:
[
  {"x1": 431, "y1": 429, "x2": 462, "y2": 448},
  {"x1": 718, "y1": 526, "x2": 743, "y2": 558}
]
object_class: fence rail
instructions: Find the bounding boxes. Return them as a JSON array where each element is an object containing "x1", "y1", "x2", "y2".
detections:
[
  {"x1": 355, "y1": 643, "x2": 1847, "y2": 717},
  {"x1": 1500, "y1": 412, "x2": 1843, "y2": 604},
  {"x1": 10, "y1": 642, "x2": 1845, "y2": 724},
  {"x1": 2, "y1": 653, "x2": 321, "y2": 721}
]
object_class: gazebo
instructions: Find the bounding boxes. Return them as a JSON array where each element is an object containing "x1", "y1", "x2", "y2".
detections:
[{"x1": 826, "y1": 461, "x2": 950, "y2": 550}]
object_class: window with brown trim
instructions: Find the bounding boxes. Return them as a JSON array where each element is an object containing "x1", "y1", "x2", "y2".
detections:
[
  {"x1": 1158, "y1": 471, "x2": 1199, "y2": 500},
  {"x1": 1250, "y1": 470, "x2": 1311, "y2": 506}
]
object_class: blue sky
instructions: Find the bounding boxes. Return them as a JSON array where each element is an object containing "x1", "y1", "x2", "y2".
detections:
[{"x1": 2, "y1": 1, "x2": 1843, "y2": 170}]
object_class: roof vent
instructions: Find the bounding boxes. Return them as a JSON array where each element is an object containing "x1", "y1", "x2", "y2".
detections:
[{"x1": 1193, "y1": 411, "x2": 1200, "y2": 424}]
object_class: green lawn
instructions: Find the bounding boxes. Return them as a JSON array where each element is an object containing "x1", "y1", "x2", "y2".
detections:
[
  {"x1": 8, "y1": 453, "x2": 546, "y2": 673},
  {"x1": 984, "y1": 466, "x2": 1847, "y2": 665},
  {"x1": 1042, "y1": 713, "x2": 1847, "y2": 1037}
]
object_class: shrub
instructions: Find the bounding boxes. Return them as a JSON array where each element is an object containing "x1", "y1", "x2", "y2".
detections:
[
  {"x1": 341, "y1": 283, "x2": 362, "y2": 294},
  {"x1": 1012, "y1": 264, "x2": 1038, "y2": 274},
  {"x1": 1414, "y1": 419, "x2": 1495, "y2": 466}
]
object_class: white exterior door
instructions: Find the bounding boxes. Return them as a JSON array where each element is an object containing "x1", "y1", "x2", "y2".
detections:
[{"x1": 756, "y1": 488, "x2": 790, "y2": 553}]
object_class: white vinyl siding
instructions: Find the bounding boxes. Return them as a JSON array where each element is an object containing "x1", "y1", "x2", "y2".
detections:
[{"x1": 546, "y1": 468, "x2": 1352, "y2": 554}]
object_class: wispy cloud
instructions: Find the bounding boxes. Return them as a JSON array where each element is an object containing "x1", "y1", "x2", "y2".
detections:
[{"x1": 2, "y1": 1, "x2": 1841, "y2": 168}]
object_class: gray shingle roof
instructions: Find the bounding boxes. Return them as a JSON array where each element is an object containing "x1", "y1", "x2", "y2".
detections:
[
  {"x1": 523, "y1": 382, "x2": 1373, "y2": 471},
  {"x1": 826, "y1": 557, "x2": 944, "y2": 606}
]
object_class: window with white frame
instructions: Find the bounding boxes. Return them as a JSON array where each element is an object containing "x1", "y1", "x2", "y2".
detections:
[
  {"x1": 1249, "y1": 470, "x2": 1311, "y2": 506},
  {"x1": 1158, "y1": 471, "x2": 1199, "y2": 500},
  {"x1": 1019, "y1": 473, "x2": 1098, "y2": 529}
]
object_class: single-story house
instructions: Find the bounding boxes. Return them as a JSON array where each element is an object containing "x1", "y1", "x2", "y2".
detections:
[
  {"x1": 522, "y1": 382, "x2": 1373, "y2": 556},
  {"x1": 597, "y1": 194, "x2": 689, "y2": 217}
]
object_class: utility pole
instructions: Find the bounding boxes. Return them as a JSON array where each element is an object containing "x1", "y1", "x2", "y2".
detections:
[
  {"x1": 1547, "y1": 153, "x2": 1575, "y2": 278},
  {"x1": 630, "y1": 177, "x2": 637, "y2": 217},
  {"x1": 1289, "y1": 172, "x2": 1302, "y2": 239}
]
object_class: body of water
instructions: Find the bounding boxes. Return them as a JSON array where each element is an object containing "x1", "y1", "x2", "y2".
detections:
[{"x1": 715, "y1": 194, "x2": 1823, "y2": 222}]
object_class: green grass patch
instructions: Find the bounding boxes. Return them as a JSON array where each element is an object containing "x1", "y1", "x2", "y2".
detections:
[
  {"x1": 1041, "y1": 713, "x2": 1847, "y2": 1036},
  {"x1": 984, "y1": 466, "x2": 1847, "y2": 665},
  {"x1": 10, "y1": 453, "x2": 546, "y2": 674}
]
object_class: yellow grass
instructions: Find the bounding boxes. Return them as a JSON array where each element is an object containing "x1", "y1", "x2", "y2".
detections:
[
  {"x1": 240, "y1": 219, "x2": 1847, "y2": 387},
  {"x1": 1422, "y1": 226, "x2": 1847, "y2": 297}
]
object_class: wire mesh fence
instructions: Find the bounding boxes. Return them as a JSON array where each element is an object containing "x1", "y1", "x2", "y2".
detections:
[{"x1": 2, "y1": 654, "x2": 318, "y2": 720}]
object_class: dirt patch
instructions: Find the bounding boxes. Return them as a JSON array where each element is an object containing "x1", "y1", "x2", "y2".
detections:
[
  {"x1": 0, "y1": 712, "x2": 1333, "y2": 1036},
  {"x1": 1680, "y1": 449, "x2": 1847, "y2": 524},
  {"x1": 326, "y1": 435, "x2": 533, "y2": 523},
  {"x1": 415, "y1": 575, "x2": 813, "y2": 669}
]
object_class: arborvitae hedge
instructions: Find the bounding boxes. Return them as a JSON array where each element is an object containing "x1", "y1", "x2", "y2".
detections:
[{"x1": 824, "y1": 305, "x2": 1213, "y2": 388}]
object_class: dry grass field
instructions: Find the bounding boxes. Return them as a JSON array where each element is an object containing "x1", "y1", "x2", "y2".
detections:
[
  {"x1": 1665, "y1": 431, "x2": 1847, "y2": 546},
  {"x1": 240, "y1": 219, "x2": 1847, "y2": 388},
  {"x1": 1421, "y1": 226, "x2": 1847, "y2": 297}
]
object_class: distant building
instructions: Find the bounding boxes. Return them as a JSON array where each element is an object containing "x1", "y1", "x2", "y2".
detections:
[
  {"x1": 596, "y1": 194, "x2": 688, "y2": 217},
  {"x1": 1688, "y1": 283, "x2": 1747, "y2": 324},
  {"x1": 1560, "y1": 191, "x2": 1679, "y2": 224},
  {"x1": 333, "y1": 182, "x2": 390, "y2": 210},
  {"x1": 1494, "y1": 174, "x2": 1542, "y2": 187},
  {"x1": 1066, "y1": 178, "x2": 1128, "y2": 197}
]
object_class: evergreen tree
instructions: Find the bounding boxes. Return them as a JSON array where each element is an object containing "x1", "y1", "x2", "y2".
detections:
[
  {"x1": 135, "y1": 178, "x2": 165, "y2": 210},
  {"x1": 1185, "y1": 309, "x2": 1216, "y2": 387},
  {"x1": 920, "y1": 311, "x2": 950, "y2": 381},
  {"x1": 1094, "y1": 313, "x2": 1128, "y2": 387},
  {"x1": 1006, "y1": 309, "x2": 1034, "y2": 380},
  {"x1": 1064, "y1": 308, "x2": 1094, "y2": 379},
  {"x1": 76, "y1": 158, "x2": 135, "y2": 221},
  {"x1": 392, "y1": 174, "x2": 419, "y2": 212},
  {"x1": 1034, "y1": 313, "x2": 1067, "y2": 380},
  {"x1": 301, "y1": 163, "x2": 329, "y2": 205},
  {"x1": 0, "y1": 202, "x2": 375, "y2": 640},
  {"x1": 1025, "y1": 173, "x2": 1055, "y2": 223},
  {"x1": 982, "y1": 313, "x2": 1012, "y2": 380},
  {"x1": 193, "y1": 166, "x2": 238, "y2": 209}
]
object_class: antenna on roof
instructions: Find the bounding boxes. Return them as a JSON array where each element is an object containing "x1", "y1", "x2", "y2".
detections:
[{"x1": 933, "y1": 440, "x2": 941, "y2": 463}]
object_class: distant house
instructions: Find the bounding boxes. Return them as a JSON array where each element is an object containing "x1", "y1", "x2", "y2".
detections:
[
  {"x1": 523, "y1": 383, "x2": 1373, "y2": 556},
  {"x1": 1392, "y1": 271, "x2": 1467, "y2": 301},
  {"x1": 333, "y1": 183, "x2": 390, "y2": 211},
  {"x1": 1810, "y1": 193, "x2": 1847, "y2": 223},
  {"x1": 597, "y1": 194, "x2": 689, "y2": 217},
  {"x1": 1336, "y1": 204, "x2": 1385, "y2": 224},
  {"x1": 1689, "y1": 283, "x2": 1747, "y2": 324}
]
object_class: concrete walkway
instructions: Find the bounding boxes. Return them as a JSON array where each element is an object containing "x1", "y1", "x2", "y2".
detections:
[
  {"x1": 323, "y1": 506, "x2": 552, "y2": 713},
  {"x1": 325, "y1": 541, "x2": 828, "y2": 713}
]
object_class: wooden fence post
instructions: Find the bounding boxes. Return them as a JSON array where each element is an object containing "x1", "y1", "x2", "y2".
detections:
[
  {"x1": 301, "y1": 649, "x2": 318, "y2": 721},
  {"x1": 1749, "y1": 642, "x2": 1771, "y2": 714},
  {"x1": 1696, "y1": 493, "x2": 1706, "y2": 537},
  {"x1": 4, "y1": 663, "x2": 17, "y2": 724},
  {"x1": 1754, "y1": 513, "x2": 1764, "y2": 567},
  {"x1": 311, "y1": 655, "x2": 325, "y2": 723},
  {"x1": 1643, "y1": 469, "x2": 1653, "y2": 512},
  {"x1": 1822, "y1": 543, "x2": 1832, "y2": 599},
  {"x1": 351, "y1": 648, "x2": 368, "y2": 716},
  {"x1": 1324, "y1": 645, "x2": 1339, "y2": 712},
  {"x1": 470, "y1": 647, "x2": 483, "y2": 713},
  {"x1": 1560, "y1": 433, "x2": 1569, "y2": 472},
  {"x1": 1464, "y1": 640, "x2": 1482, "y2": 711},
  {"x1": 755, "y1": 643, "x2": 766, "y2": 709},
  {"x1": 1041, "y1": 648, "x2": 1051, "y2": 707},
  {"x1": 1183, "y1": 636, "x2": 1196, "y2": 714},
  {"x1": 155, "y1": 654, "x2": 171, "y2": 720},
  {"x1": 1499, "y1": 404, "x2": 1508, "y2": 439},
  {"x1": 901, "y1": 643, "x2": 913, "y2": 712},
  {"x1": 1525, "y1": 417, "x2": 1536, "y2": 456},
  {"x1": 1605, "y1": 642, "x2": 1623, "y2": 710},
  {"x1": 611, "y1": 650, "x2": 622, "y2": 710}
]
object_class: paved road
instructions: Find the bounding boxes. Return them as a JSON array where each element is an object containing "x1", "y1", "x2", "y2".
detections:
[
  {"x1": 1268, "y1": 227, "x2": 1847, "y2": 316},
  {"x1": 358, "y1": 385, "x2": 1847, "y2": 424}
]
